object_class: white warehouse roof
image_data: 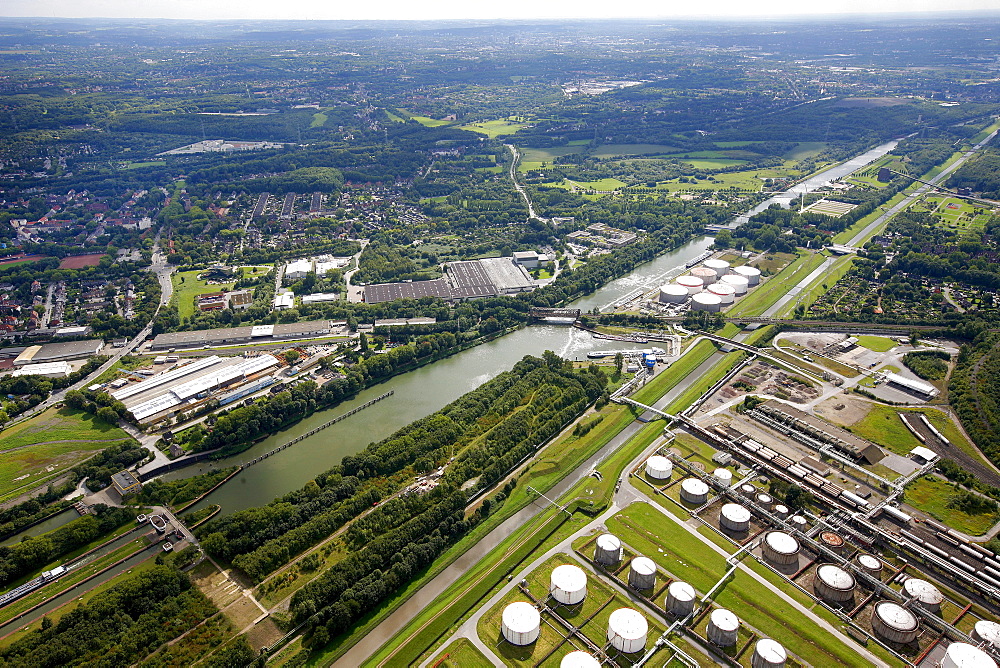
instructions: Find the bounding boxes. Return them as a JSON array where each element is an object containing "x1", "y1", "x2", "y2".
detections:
[
  {"x1": 10, "y1": 361, "x2": 72, "y2": 378},
  {"x1": 885, "y1": 372, "x2": 938, "y2": 397}
]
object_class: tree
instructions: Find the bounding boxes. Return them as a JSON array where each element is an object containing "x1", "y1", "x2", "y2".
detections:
[
  {"x1": 284, "y1": 350, "x2": 301, "y2": 365},
  {"x1": 96, "y1": 406, "x2": 120, "y2": 425},
  {"x1": 614, "y1": 352, "x2": 624, "y2": 376},
  {"x1": 359, "y1": 332, "x2": 369, "y2": 353}
]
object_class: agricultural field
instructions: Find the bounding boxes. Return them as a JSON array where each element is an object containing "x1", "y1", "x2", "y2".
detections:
[
  {"x1": 0, "y1": 408, "x2": 134, "y2": 498},
  {"x1": 460, "y1": 118, "x2": 530, "y2": 138},
  {"x1": 802, "y1": 199, "x2": 857, "y2": 217}
]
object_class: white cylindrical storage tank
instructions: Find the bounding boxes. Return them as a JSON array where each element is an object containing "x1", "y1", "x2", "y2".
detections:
[
  {"x1": 721, "y1": 274, "x2": 750, "y2": 295},
  {"x1": 561, "y1": 651, "x2": 602, "y2": 668},
  {"x1": 790, "y1": 515, "x2": 808, "y2": 530},
  {"x1": 666, "y1": 580, "x2": 696, "y2": 617},
  {"x1": 942, "y1": 643, "x2": 997, "y2": 668},
  {"x1": 645, "y1": 455, "x2": 673, "y2": 480},
  {"x1": 752, "y1": 638, "x2": 787, "y2": 668},
  {"x1": 872, "y1": 601, "x2": 919, "y2": 644},
  {"x1": 903, "y1": 578, "x2": 943, "y2": 613},
  {"x1": 815, "y1": 564, "x2": 856, "y2": 602},
  {"x1": 659, "y1": 284, "x2": 689, "y2": 304},
  {"x1": 501, "y1": 602, "x2": 540, "y2": 645},
  {"x1": 675, "y1": 275, "x2": 704, "y2": 295},
  {"x1": 763, "y1": 531, "x2": 800, "y2": 566},
  {"x1": 707, "y1": 608, "x2": 740, "y2": 647},
  {"x1": 740, "y1": 483, "x2": 756, "y2": 496},
  {"x1": 713, "y1": 468, "x2": 733, "y2": 488},
  {"x1": 773, "y1": 503, "x2": 789, "y2": 519},
  {"x1": 734, "y1": 265, "x2": 761, "y2": 286},
  {"x1": 690, "y1": 266, "x2": 717, "y2": 285},
  {"x1": 607, "y1": 608, "x2": 647, "y2": 654},
  {"x1": 720, "y1": 503, "x2": 751, "y2": 532},
  {"x1": 707, "y1": 282, "x2": 736, "y2": 304},
  {"x1": 550, "y1": 564, "x2": 587, "y2": 605},
  {"x1": 594, "y1": 533, "x2": 622, "y2": 567},
  {"x1": 756, "y1": 493, "x2": 774, "y2": 510},
  {"x1": 629, "y1": 556, "x2": 657, "y2": 590},
  {"x1": 691, "y1": 292, "x2": 722, "y2": 312},
  {"x1": 680, "y1": 477, "x2": 710, "y2": 505},
  {"x1": 857, "y1": 554, "x2": 884, "y2": 579},
  {"x1": 704, "y1": 258, "x2": 731, "y2": 278},
  {"x1": 973, "y1": 620, "x2": 1000, "y2": 650}
]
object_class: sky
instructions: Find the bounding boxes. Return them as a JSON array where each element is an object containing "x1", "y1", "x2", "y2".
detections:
[{"x1": 3, "y1": 0, "x2": 1000, "y2": 21}]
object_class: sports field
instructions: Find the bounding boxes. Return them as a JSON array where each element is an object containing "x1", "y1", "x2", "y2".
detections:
[{"x1": 916, "y1": 195, "x2": 994, "y2": 232}]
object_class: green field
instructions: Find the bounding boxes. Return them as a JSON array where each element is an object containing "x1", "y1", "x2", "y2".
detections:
[
  {"x1": 309, "y1": 111, "x2": 328, "y2": 128},
  {"x1": 784, "y1": 141, "x2": 828, "y2": 161},
  {"x1": 459, "y1": 118, "x2": 529, "y2": 138},
  {"x1": 171, "y1": 269, "x2": 237, "y2": 320},
  {"x1": 855, "y1": 335, "x2": 896, "y2": 352},
  {"x1": 680, "y1": 158, "x2": 747, "y2": 169},
  {"x1": 915, "y1": 195, "x2": 994, "y2": 232},
  {"x1": 398, "y1": 110, "x2": 451, "y2": 127},
  {"x1": 905, "y1": 476, "x2": 999, "y2": 536},
  {"x1": 385, "y1": 110, "x2": 405, "y2": 123},
  {"x1": 123, "y1": 160, "x2": 167, "y2": 170},
  {"x1": 563, "y1": 177, "x2": 627, "y2": 191},
  {"x1": 427, "y1": 638, "x2": 493, "y2": 668},
  {"x1": 588, "y1": 143, "x2": 682, "y2": 158},
  {"x1": 0, "y1": 408, "x2": 134, "y2": 499}
]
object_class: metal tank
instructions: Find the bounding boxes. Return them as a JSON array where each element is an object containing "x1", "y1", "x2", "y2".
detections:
[
  {"x1": 814, "y1": 564, "x2": 856, "y2": 603},
  {"x1": 659, "y1": 284, "x2": 689, "y2": 304},
  {"x1": 707, "y1": 608, "x2": 740, "y2": 647},
  {"x1": 941, "y1": 643, "x2": 997, "y2": 668},
  {"x1": 856, "y1": 554, "x2": 883, "y2": 579},
  {"x1": 973, "y1": 620, "x2": 1000, "y2": 650},
  {"x1": 704, "y1": 258, "x2": 731, "y2": 278},
  {"x1": 752, "y1": 638, "x2": 787, "y2": 668},
  {"x1": 734, "y1": 265, "x2": 761, "y2": 286},
  {"x1": 628, "y1": 556, "x2": 657, "y2": 590},
  {"x1": 691, "y1": 292, "x2": 722, "y2": 312},
  {"x1": 560, "y1": 651, "x2": 602, "y2": 668},
  {"x1": 872, "y1": 601, "x2": 919, "y2": 644},
  {"x1": 550, "y1": 564, "x2": 587, "y2": 605},
  {"x1": 594, "y1": 533, "x2": 623, "y2": 567},
  {"x1": 762, "y1": 531, "x2": 800, "y2": 566},
  {"x1": 690, "y1": 266, "x2": 718, "y2": 285},
  {"x1": 607, "y1": 608, "x2": 648, "y2": 653},
  {"x1": 721, "y1": 273, "x2": 750, "y2": 294},
  {"x1": 903, "y1": 578, "x2": 943, "y2": 613},
  {"x1": 645, "y1": 455, "x2": 673, "y2": 480},
  {"x1": 680, "y1": 478, "x2": 710, "y2": 504},
  {"x1": 666, "y1": 580, "x2": 696, "y2": 617},
  {"x1": 720, "y1": 503, "x2": 751, "y2": 532},
  {"x1": 675, "y1": 275, "x2": 704, "y2": 295},
  {"x1": 707, "y1": 282, "x2": 736, "y2": 304},
  {"x1": 713, "y1": 468, "x2": 733, "y2": 488},
  {"x1": 501, "y1": 601, "x2": 540, "y2": 645}
]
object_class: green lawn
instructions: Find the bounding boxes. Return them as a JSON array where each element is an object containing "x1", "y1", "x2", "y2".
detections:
[
  {"x1": 427, "y1": 638, "x2": 493, "y2": 668},
  {"x1": 727, "y1": 252, "x2": 822, "y2": 318},
  {"x1": 845, "y1": 404, "x2": 982, "y2": 465},
  {"x1": 309, "y1": 112, "x2": 328, "y2": 128},
  {"x1": 784, "y1": 141, "x2": 828, "y2": 161},
  {"x1": 855, "y1": 335, "x2": 897, "y2": 352},
  {"x1": 588, "y1": 143, "x2": 681, "y2": 158},
  {"x1": 517, "y1": 146, "x2": 584, "y2": 165},
  {"x1": 679, "y1": 158, "x2": 747, "y2": 170},
  {"x1": 459, "y1": 118, "x2": 529, "y2": 138},
  {"x1": 399, "y1": 111, "x2": 451, "y2": 127},
  {"x1": 905, "y1": 476, "x2": 999, "y2": 536},
  {"x1": 171, "y1": 269, "x2": 237, "y2": 320},
  {"x1": 123, "y1": 160, "x2": 166, "y2": 169},
  {"x1": 564, "y1": 177, "x2": 627, "y2": 191}
]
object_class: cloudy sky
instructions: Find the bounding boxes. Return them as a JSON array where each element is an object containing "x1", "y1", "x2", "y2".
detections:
[{"x1": 2, "y1": 0, "x2": 998, "y2": 20}]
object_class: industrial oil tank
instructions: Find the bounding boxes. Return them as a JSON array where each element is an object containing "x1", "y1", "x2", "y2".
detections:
[
  {"x1": 872, "y1": 601, "x2": 919, "y2": 644},
  {"x1": 941, "y1": 643, "x2": 997, "y2": 668},
  {"x1": 594, "y1": 533, "x2": 623, "y2": 567},
  {"x1": 628, "y1": 556, "x2": 657, "y2": 590},
  {"x1": 707, "y1": 282, "x2": 737, "y2": 304},
  {"x1": 560, "y1": 651, "x2": 602, "y2": 668},
  {"x1": 680, "y1": 478, "x2": 710, "y2": 505},
  {"x1": 501, "y1": 602, "x2": 540, "y2": 645},
  {"x1": 752, "y1": 638, "x2": 788, "y2": 668},
  {"x1": 691, "y1": 292, "x2": 723, "y2": 312},
  {"x1": 721, "y1": 274, "x2": 750, "y2": 295},
  {"x1": 814, "y1": 564, "x2": 856, "y2": 603},
  {"x1": 904, "y1": 578, "x2": 943, "y2": 613},
  {"x1": 773, "y1": 504, "x2": 789, "y2": 519},
  {"x1": 691, "y1": 266, "x2": 718, "y2": 285},
  {"x1": 856, "y1": 554, "x2": 884, "y2": 579},
  {"x1": 704, "y1": 258, "x2": 731, "y2": 278},
  {"x1": 713, "y1": 468, "x2": 733, "y2": 488},
  {"x1": 755, "y1": 493, "x2": 774, "y2": 510},
  {"x1": 734, "y1": 265, "x2": 762, "y2": 286},
  {"x1": 659, "y1": 284, "x2": 689, "y2": 304},
  {"x1": 675, "y1": 275, "x2": 704, "y2": 295},
  {"x1": 762, "y1": 531, "x2": 800, "y2": 566},
  {"x1": 819, "y1": 531, "x2": 845, "y2": 553},
  {"x1": 707, "y1": 608, "x2": 740, "y2": 647},
  {"x1": 666, "y1": 580, "x2": 696, "y2": 617},
  {"x1": 790, "y1": 515, "x2": 808, "y2": 530},
  {"x1": 720, "y1": 503, "x2": 751, "y2": 532},
  {"x1": 550, "y1": 564, "x2": 587, "y2": 605},
  {"x1": 973, "y1": 620, "x2": 1000, "y2": 650},
  {"x1": 607, "y1": 608, "x2": 648, "y2": 653},
  {"x1": 645, "y1": 455, "x2": 673, "y2": 480}
]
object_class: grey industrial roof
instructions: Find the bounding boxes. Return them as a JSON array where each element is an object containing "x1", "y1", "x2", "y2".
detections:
[
  {"x1": 150, "y1": 327, "x2": 253, "y2": 348},
  {"x1": 363, "y1": 279, "x2": 453, "y2": 304},
  {"x1": 34, "y1": 339, "x2": 104, "y2": 361},
  {"x1": 272, "y1": 320, "x2": 331, "y2": 338},
  {"x1": 446, "y1": 261, "x2": 497, "y2": 298}
]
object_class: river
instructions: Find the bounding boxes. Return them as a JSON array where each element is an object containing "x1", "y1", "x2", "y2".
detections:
[{"x1": 168, "y1": 235, "x2": 716, "y2": 518}]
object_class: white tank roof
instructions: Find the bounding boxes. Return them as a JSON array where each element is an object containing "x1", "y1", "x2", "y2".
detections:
[
  {"x1": 904, "y1": 578, "x2": 943, "y2": 604},
  {"x1": 608, "y1": 608, "x2": 648, "y2": 639},
  {"x1": 704, "y1": 258, "x2": 730, "y2": 271},
  {"x1": 774, "y1": 504, "x2": 789, "y2": 515},
  {"x1": 942, "y1": 642, "x2": 997, "y2": 668},
  {"x1": 756, "y1": 493, "x2": 773, "y2": 504},
  {"x1": 755, "y1": 639, "x2": 787, "y2": 663},
  {"x1": 631, "y1": 556, "x2": 656, "y2": 576},
  {"x1": 817, "y1": 564, "x2": 855, "y2": 590},
  {"x1": 975, "y1": 620, "x2": 1000, "y2": 648},
  {"x1": 681, "y1": 478, "x2": 709, "y2": 495},
  {"x1": 668, "y1": 580, "x2": 696, "y2": 601},
  {"x1": 791, "y1": 515, "x2": 807, "y2": 525},
  {"x1": 858, "y1": 554, "x2": 882, "y2": 570},
  {"x1": 707, "y1": 283, "x2": 736, "y2": 296},
  {"x1": 691, "y1": 266, "x2": 716, "y2": 277},
  {"x1": 875, "y1": 602, "x2": 918, "y2": 631},
  {"x1": 660, "y1": 284, "x2": 688, "y2": 295},
  {"x1": 714, "y1": 467, "x2": 733, "y2": 480},
  {"x1": 721, "y1": 274, "x2": 750, "y2": 287},
  {"x1": 676, "y1": 275, "x2": 704, "y2": 287},
  {"x1": 692, "y1": 293, "x2": 722, "y2": 305},
  {"x1": 710, "y1": 608, "x2": 739, "y2": 632},
  {"x1": 646, "y1": 455, "x2": 672, "y2": 470},
  {"x1": 502, "y1": 602, "x2": 540, "y2": 633},
  {"x1": 734, "y1": 265, "x2": 761, "y2": 276},
  {"x1": 560, "y1": 651, "x2": 602, "y2": 668},
  {"x1": 765, "y1": 531, "x2": 799, "y2": 554},
  {"x1": 721, "y1": 503, "x2": 751, "y2": 523},
  {"x1": 551, "y1": 564, "x2": 587, "y2": 591},
  {"x1": 597, "y1": 533, "x2": 621, "y2": 550}
]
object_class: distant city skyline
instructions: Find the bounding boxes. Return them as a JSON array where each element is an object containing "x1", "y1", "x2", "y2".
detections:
[{"x1": 3, "y1": 0, "x2": 999, "y2": 21}]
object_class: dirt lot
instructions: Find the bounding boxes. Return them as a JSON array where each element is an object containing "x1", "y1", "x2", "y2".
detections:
[
  {"x1": 813, "y1": 394, "x2": 872, "y2": 427},
  {"x1": 59, "y1": 253, "x2": 105, "y2": 268}
]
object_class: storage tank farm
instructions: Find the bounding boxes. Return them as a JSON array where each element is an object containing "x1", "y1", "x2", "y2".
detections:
[
  {"x1": 501, "y1": 602, "x2": 540, "y2": 645},
  {"x1": 659, "y1": 283, "x2": 689, "y2": 304},
  {"x1": 707, "y1": 282, "x2": 736, "y2": 304},
  {"x1": 762, "y1": 531, "x2": 800, "y2": 566},
  {"x1": 644, "y1": 455, "x2": 673, "y2": 480},
  {"x1": 704, "y1": 258, "x2": 731, "y2": 278},
  {"x1": 713, "y1": 467, "x2": 733, "y2": 488},
  {"x1": 973, "y1": 620, "x2": 1000, "y2": 650},
  {"x1": 560, "y1": 651, "x2": 602, "y2": 668},
  {"x1": 594, "y1": 533, "x2": 623, "y2": 567},
  {"x1": 549, "y1": 564, "x2": 587, "y2": 605},
  {"x1": 720, "y1": 503, "x2": 751, "y2": 532},
  {"x1": 690, "y1": 265, "x2": 718, "y2": 285},
  {"x1": 814, "y1": 564, "x2": 856, "y2": 603},
  {"x1": 942, "y1": 643, "x2": 998, "y2": 668},
  {"x1": 752, "y1": 638, "x2": 788, "y2": 668},
  {"x1": 734, "y1": 264, "x2": 761, "y2": 286},
  {"x1": 680, "y1": 477, "x2": 710, "y2": 504},
  {"x1": 872, "y1": 601, "x2": 920, "y2": 643},
  {"x1": 607, "y1": 608, "x2": 648, "y2": 653},
  {"x1": 904, "y1": 577, "x2": 943, "y2": 613},
  {"x1": 721, "y1": 273, "x2": 750, "y2": 294},
  {"x1": 675, "y1": 275, "x2": 704, "y2": 295},
  {"x1": 691, "y1": 292, "x2": 722, "y2": 312}
]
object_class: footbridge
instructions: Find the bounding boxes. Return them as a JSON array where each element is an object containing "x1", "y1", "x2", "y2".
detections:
[
  {"x1": 529, "y1": 307, "x2": 581, "y2": 321},
  {"x1": 616, "y1": 396, "x2": 677, "y2": 421},
  {"x1": 694, "y1": 331, "x2": 828, "y2": 382}
]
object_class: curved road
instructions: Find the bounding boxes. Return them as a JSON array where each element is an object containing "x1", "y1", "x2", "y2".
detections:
[{"x1": 505, "y1": 144, "x2": 544, "y2": 222}]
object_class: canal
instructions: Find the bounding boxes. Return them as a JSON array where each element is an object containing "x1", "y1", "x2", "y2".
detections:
[{"x1": 169, "y1": 235, "x2": 717, "y2": 517}]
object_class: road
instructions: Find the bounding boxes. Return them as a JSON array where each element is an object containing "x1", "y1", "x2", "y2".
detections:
[{"x1": 505, "y1": 144, "x2": 544, "y2": 221}]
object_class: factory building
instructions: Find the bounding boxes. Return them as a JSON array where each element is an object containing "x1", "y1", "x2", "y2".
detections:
[
  {"x1": 283, "y1": 258, "x2": 314, "y2": 282},
  {"x1": 10, "y1": 361, "x2": 72, "y2": 379},
  {"x1": 14, "y1": 339, "x2": 104, "y2": 366},
  {"x1": 364, "y1": 257, "x2": 536, "y2": 304}
]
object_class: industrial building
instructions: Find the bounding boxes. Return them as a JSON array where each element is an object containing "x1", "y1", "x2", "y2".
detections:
[
  {"x1": 10, "y1": 361, "x2": 72, "y2": 378},
  {"x1": 301, "y1": 292, "x2": 339, "y2": 305},
  {"x1": 111, "y1": 470, "x2": 142, "y2": 496},
  {"x1": 149, "y1": 320, "x2": 334, "y2": 351},
  {"x1": 363, "y1": 257, "x2": 537, "y2": 304},
  {"x1": 885, "y1": 372, "x2": 939, "y2": 398},
  {"x1": 363, "y1": 278, "x2": 453, "y2": 304},
  {"x1": 754, "y1": 400, "x2": 885, "y2": 464},
  {"x1": 283, "y1": 258, "x2": 314, "y2": 282},
  {"x1": 113, "y1": 354, "x2": 281, "y2": 424},
  {"x1": 13, "y1": 339, "x2": 105, "y2": 366}
]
